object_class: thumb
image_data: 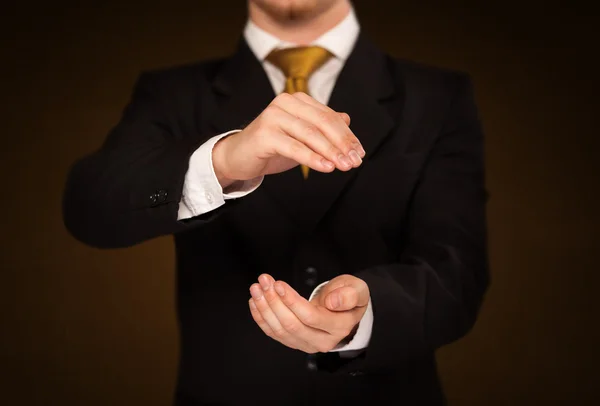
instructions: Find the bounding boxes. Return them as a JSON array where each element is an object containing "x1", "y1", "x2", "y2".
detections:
[
  {"x1": 325, "y1": 286, "x2": 360, "y2": 311},
  {"x1": 338, "y1": 112, "x2": 351, "y2": 126}
]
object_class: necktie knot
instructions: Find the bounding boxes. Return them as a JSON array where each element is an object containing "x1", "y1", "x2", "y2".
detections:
[{"x1": 266, "y1": 46, "x2": 333, "y2": 80}]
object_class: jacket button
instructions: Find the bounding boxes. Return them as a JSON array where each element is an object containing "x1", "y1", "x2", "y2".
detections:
[
  {"x1": 306, "y1": 354, "x2": 318, "y2": 371},
  {"x1": 156, "y1": 189, "x2": 168, "y2": 202},
  {"x1": 305, "y1": 277, "x2": 317, "y2": 287},
  {"x1": 150, "y1": 190, "x2": 168, "y2": 206},
  {"x1": 150, "y1": 189, "x2": 169, "y2": 206},
  {"x1": 305, "y1": 267, "x2": 317, "y2": 275}
]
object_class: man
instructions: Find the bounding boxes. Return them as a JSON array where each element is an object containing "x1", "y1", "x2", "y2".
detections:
[{"x1": 63, "y1": 0, "x2": 489, "y2": 404}]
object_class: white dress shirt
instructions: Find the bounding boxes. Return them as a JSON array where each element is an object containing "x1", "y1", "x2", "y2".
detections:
[{"x1": 177, "y1": 8, "x2": 372, "y2": 352}]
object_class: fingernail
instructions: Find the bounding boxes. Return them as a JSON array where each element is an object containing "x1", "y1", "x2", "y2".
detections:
[
  {"x1": 249, "y1": 300, "x2": 257, "y2": 310},
  {"x1": 355, "y1": 144, "x2": 366, "y2": 157},
  {"x1": 348, "y1": 150, "x2": 362, "y2": 166},
  {"x1": 274, "y1": 283, "x2": 285, "y2": 296},
  {"x1": 250, "y1": 284, "x2": 263, "y2": 300},
  {"x1": 338, "y1": 154, "x2": 352, "y2": 169},
  {"x1": 321, "y1": 159, "x2": 334, "y2": 169},
  {"x1": 329, "y1": 294, "x2": 340, "y2": 309},
  {"x1": 259, "y1": 275, "x2": 271, "y2": 291}
]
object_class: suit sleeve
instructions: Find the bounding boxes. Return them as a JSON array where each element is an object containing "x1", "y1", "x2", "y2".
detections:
[
  {"x1": 325, "y1": 75, "x2": 490, "y2": 374},
  {"x1": 62, "y1": 73, "x2": 240, "y2": 249}
]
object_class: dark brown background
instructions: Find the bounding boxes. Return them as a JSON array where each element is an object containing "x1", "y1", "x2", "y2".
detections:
[{"x1": 1, "y1": 1, "x2": 598, "y2": 405}]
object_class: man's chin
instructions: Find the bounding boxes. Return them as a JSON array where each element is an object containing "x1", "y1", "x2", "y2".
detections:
[
  {"x1": 271, "y1": 7, "x2": 318, "y2": 23},
  {"x1": 252, "y1": 0, "x2": 325, "y2": 23}
]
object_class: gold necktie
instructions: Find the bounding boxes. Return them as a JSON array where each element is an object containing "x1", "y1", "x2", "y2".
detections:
[{"x1": 266, "y1": 46, "x2": 333, "y2": 179}]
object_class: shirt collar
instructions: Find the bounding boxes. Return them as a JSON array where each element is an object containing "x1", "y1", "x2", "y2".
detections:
[{"x1": 243, "y1": 7, "x2": 360, "y2": 62}]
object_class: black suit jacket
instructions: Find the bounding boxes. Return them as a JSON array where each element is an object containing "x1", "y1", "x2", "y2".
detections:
[{"x1": 63, "y1": 33, "x2": 489, "y2": 406}]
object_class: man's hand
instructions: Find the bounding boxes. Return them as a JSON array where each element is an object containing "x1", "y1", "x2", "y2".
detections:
[
  {"x1": 248, "y1": 274, "x2": 370, "y2": 354},
  {"x1": 308, "y1": 274, "x2": 370, "y2": 312},
  {"x1": 212, "y1": 92, "x2": 366, "y2": 187}
]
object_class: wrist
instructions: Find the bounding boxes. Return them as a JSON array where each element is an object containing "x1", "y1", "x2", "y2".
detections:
[
  {"x1": 212, "y1": 137, "x2": 236, "y2": 189},
  {"x1": 337, "y1": 322, "x2": 359, "y2": 347}
]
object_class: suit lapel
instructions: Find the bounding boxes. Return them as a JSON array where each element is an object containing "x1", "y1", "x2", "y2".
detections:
[
  {"x1": 210, "y1": 39, "x2": 275, "y2": 132},
  {"x1": 299, "y1": 34, "x2": 398, "y2": 233}
]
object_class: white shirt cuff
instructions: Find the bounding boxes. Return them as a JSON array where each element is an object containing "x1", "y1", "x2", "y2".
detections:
[
  {"x1": 309, "y1": 281, "x2": 373, "y2": 352},
  {"x1": 177, "y1": 130, "x2": 264, "y2": 220}
]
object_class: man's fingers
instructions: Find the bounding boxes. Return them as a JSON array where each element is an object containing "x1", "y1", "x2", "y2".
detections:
[
  {"x1": 291, "y1": 92, "x2": 359, "y2": 155},
  {"x1": 264, "y1": 106, "x2": 345, "y2": 171},
  {"x1": 291, "y1": 92, "x2": 350, "y2": 122},
  {"x1": 258, "y1": 275, "x2": 331, "y2": 352},
  {"x1": 272, "y1": 280, "x2": 320, "y2": 325},
  {"x1": 249, "y1": 298, "x2": 274, "y2": 336},
  {"x1": 272, "y1": 93, "x2": 364, "y2": 168},
  {"x1": 273, "y1": 280, "x2": 352, "y2": 333},
  {"x1": 291, "y1": 92, "x2": 351, "y2": 126},
  {"x1": 250, "y1": 283, "x2": 304, "y2": 350},
  {"x1": 251, "y1": 275, "x2": 326, "y2": 353},
  {"x1": 271, "y1": 132, "x2": 336, "y2": 173}
]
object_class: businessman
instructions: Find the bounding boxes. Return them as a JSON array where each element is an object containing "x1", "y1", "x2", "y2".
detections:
[{"x1": 63, "y1": 0, "x2": 490, "y2": 404}]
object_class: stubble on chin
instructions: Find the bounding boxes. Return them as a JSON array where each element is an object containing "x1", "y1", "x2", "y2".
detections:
[{"x1": 256, "y1": 0, "x2": 324, "y2": 23}]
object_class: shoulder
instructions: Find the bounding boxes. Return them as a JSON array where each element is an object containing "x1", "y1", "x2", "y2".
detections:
[
  {"x1": 387, "y1": 56, "x2": 473, "y2": 97},
  {"x1": 132, "y1": 57, "x2": 227, "y2": 95}
]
